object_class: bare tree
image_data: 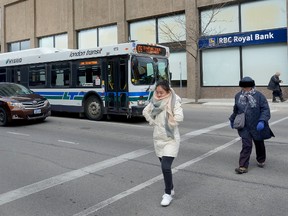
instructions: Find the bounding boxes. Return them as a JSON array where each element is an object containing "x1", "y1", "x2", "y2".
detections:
[{"x1": 158, "y1": 3, "x2": 228, "y2": 102}]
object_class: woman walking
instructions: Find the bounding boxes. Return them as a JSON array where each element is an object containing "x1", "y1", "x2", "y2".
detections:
[
  {"x1": 229, "y1": 77, "x2": 274, "y2": 174},
  {"x1": 143, "y1": 80, "x2": 184, "y2": 206}
]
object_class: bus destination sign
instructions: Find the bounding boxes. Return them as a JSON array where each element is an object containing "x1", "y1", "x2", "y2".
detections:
[{"x1": 136, "y1": 45, "x2": 166, "y2": 56}]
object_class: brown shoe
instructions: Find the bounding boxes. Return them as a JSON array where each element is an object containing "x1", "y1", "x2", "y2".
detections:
[{"x1": 235, "y1": 167, "x2": 248, "y2": 174}]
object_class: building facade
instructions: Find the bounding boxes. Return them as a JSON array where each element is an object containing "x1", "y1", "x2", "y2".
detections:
[{"x1": 0, "y1": 0, "x2": 287, "y2": 99}]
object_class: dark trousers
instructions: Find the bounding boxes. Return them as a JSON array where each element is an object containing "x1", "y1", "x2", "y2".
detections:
[
  {"x1": 239, "y1": 137, "x2": 266, "y2": 168},
  {"x1": 159, "y1": 156, "x2": 174, "y2": 195},
  {"x1": 272, "y1": 89, "x2": 283, "y2": 100}
]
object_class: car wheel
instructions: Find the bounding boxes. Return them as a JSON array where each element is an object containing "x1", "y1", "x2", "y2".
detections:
[
  {"x1": 0, "y1": 107, "x2": 8, "y2": 126},
  {"x1": 84, "y1": 96, "x2": 104, "y2": 121}
]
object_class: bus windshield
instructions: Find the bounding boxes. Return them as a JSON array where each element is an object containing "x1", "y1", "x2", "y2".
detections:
[{"x1": 131, "y1": 56, "x2": 169, "y2": 85}]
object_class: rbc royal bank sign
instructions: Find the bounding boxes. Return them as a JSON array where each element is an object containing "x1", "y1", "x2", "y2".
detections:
[{"x1": 198, "y1": 28, "x2": 287, "y2": 49}]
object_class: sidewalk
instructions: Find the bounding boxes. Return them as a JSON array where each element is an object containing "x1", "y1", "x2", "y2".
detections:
[{"x1": 182, "y1": 98, "x2": 288, "y2": 109}]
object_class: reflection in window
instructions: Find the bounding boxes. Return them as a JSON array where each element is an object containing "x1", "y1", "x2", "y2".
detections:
[
  {"x1": 169, "y1": 52, "x2": 187, "y2": 82},
  {"x1": 29, "y1": 64, "x2": 46, "y2": 87},
  {"x1": 130, "y1": 19, "x2": 156, "y2": 43},
  {"x1": 99, "y1": 25, "x2": 118, "y2": 46},
  {"x1": 158, "y1": 14, "x2": 186, "y2": 43},
  {"x1": 11, "y1": 68, "x2": 21, "y2": 83},
  {"x1": 202, "y1": 47, "x2": 240, "y2": 86},
  {"x1": 242, "y1": 44, "x2": 288, "y2": 85},
  {"x1": 51, "y1": 63, "x2": 71, "y2": 87},
  {"x1": 131, "y1": 56, "x2": 155, "y2": 85},
  {"x1": 78, "y1": 29, "x2": 98, "y2": 49},
  {"x1": 241, "y1": 0, "x2": 286, "y2": 32},
  {"x1": 201, "y1": 5, "x2": 239, "y2": 36},
  {"x1": 0, "y1": 68, "x2": 6, "y2": 82},
  {"x1": 8, "y1": 40, "x2": 30, "y2": 52},
  {"x1": 39, "y1": 34, "x2": 68, "y2": 49},
  {"x1": 76, "y1": 60, "x2": 102, "y2": 87},
  {"x1": 78, "y1": 25, "x2": 117, "y2": 49}
]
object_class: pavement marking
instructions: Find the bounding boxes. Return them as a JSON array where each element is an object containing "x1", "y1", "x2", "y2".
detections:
[
  {"x1": 73, "y1": 137, "x2": 241, "y2": 216},
  {"x1": 0, "y1": 149, "x2": 152, "y2": 206},
  {"x1": 73, "y1": 116, "x2": 288, "y2": 216},
  {"x1": 58, "y1": 140, "x2": 79, "y2": 145},
  {"x1": 7, "y1": 131, "x2": 30, "y2": 136},
  {"x1": 0, "y1": 121, "x2": 229, "y2": 206}
]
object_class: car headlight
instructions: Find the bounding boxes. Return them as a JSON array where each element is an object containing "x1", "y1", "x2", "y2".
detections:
[
  {"x1": 8, "y1": 101, "x2": 25, "y2": 109},
  {"x1": 44, "y1": 99, "x2": 50, "y2": 106}
]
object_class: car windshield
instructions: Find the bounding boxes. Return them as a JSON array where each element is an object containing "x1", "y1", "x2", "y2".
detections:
[{"x1": 0, "y1": 83, "x2": 33, "y2": 97}]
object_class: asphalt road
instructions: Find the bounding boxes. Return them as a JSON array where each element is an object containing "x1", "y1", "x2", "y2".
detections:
[{"x1": 0, "y1": 103, "x2": 287, "y2": 216}]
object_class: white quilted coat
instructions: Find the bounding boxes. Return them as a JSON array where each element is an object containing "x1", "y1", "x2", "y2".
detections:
[{"x1": 143, "y1": 95, "x2": 184, "y2": 158}]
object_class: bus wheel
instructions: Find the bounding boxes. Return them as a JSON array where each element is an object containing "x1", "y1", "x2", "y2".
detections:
[
  {"x1": 0, "y1": 107, "x2": 8, "y2": 126},
  {"x1": 84, "y1": 96, "x2": 104, "y2": 121}
]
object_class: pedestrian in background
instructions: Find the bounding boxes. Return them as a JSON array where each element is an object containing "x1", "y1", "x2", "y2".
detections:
[
  {"x1": 143, "y1": 80, "x2": 183, "y2": 206},
  {"x1": 267, "y1": 72, "x2": 286, "y2": 103},
  {"x1": 229, "y1": 77, "x2": 274, "y2": 174}
]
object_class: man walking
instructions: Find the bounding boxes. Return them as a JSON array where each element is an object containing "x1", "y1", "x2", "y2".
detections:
[{"x1": 267, "y1": 72, "x2": 286, "y2": 103}]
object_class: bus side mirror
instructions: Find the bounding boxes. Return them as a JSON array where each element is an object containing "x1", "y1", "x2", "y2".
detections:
[{"x1": 170, "y1": 72, "x2": 172, "y2": 81}]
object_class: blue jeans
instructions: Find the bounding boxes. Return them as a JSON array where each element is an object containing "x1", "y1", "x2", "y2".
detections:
[{"x1": 159, "y1": 156, "x2": 174, "y2": 194}]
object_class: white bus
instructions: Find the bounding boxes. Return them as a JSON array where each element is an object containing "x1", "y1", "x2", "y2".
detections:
[{"x1": 0, "y1": 42, "x2": 170, "y2": 120}]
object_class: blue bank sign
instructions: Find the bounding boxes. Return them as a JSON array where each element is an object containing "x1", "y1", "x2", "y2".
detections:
[{"x1": 198, "y1": 28, "x2": 287, "y2": 49}]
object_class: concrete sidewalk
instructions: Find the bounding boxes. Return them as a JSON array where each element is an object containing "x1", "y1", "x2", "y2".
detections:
[{"x1": 182, "y1": 98, "x2": 288, "y2": 109}]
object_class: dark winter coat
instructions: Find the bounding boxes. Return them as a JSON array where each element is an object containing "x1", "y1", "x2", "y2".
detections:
[
  {"x1": 267, "y1": 75, "x2": 281, "y2": 91},
  {"x1": 229, "y1": 90, "x2": 274, "y2": 141}
]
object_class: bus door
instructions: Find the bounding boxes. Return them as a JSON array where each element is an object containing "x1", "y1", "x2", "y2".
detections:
[
  {"x1": 105, "y1": 56, "x2": 128, "y2": 114},
  {"x1": 0, "y1": 68, "x2": 7, "y2": 82}
]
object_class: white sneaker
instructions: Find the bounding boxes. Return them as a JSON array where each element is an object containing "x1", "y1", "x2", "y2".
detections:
[
  {"x1": 161, "y1": 194, "x2": 173, "y2": 207},
  {"x1": 171, "y1": 189, "x2": 175, "y2": 196}
]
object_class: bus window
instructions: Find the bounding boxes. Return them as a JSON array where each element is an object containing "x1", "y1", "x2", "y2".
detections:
[
  {"x1": 0, "y1": 68, "x2": 6, "y2": 82},
  {"x1": 131, "y1": 56, "x2": 155, "y2": 85},
  {"x1": 51, "y1": 62, "x2": 71, "y2": 87},
  {"x1": 76, "y1": 60, "x2": 101, "y2": 87},
  {"x1": 11, "y1": 68, "x2": 21, "y2": 84},
  {"x1": 157, "y1": 59, "x2": 169, "y2": 81},
  {"x1": 29, "y1": 64, "x2": 46, "y2": 87}
]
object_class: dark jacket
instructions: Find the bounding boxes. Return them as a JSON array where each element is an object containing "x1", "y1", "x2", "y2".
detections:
[
  {"x1": 229, "y1": 90, "x2": 274, "y2": 140},
  {"x1": 267, "y1": 75, "x2": 281, "y2": 91}
]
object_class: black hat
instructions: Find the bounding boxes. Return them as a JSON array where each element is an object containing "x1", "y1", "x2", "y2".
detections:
[{"x1": 239, "y1": 77, "x2": 255, "y2": 87}]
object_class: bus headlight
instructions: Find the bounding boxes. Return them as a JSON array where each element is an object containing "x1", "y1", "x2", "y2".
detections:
[{"x1": 137, "y1": 100, "x2": 145, "y2": 106}]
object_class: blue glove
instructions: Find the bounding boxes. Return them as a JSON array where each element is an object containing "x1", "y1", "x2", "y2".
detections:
[
  {"x1": 230, "y1": 121, "x2": 233, "y2": 129},
  {"x1": 256, "y1": 121, "x2": 265, "y2": 131}
]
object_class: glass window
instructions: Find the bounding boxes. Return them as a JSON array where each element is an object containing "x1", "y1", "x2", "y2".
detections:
[
  {"x1": 169, "y1": 52, "x2": 187, "y2": 81},
  {"x1": 157, "y1": 58, "x2": 169, "y2": 81},
  {"x1": 55, "y1": 34, "x2": 68, "y2": 49},
  {"x1": 20, "y1": 40, "x2": 30, "y2": 50},
  {"x1": 10, "y1": 42, "x2": 20, "y2": 52},
  {"x1": 29, "y1": 64, "x2": 46, "y2": 87},
  {"x1": 39, "y1": 36, "x2": 54, "y2": 48},
  {"x1": 76, "y1": 60, "x2": 102, "y2": 87},
  {"x1": 131, "y1": 56, "x2": 155, "y2": 85},
  {"x1": 202, "y1": 47, "x2": 240, "y2": 86},
  {"x1": 0, "y1": 68, "x2": 6, "y2": 82},
  {"x1": 39, "y1": 34, "x2": 67, "y2": 49},
  {"x1": 99, "y1": 25, "x2": 118, "y2": 46},
  {"x1": 11, "y1": 68, "x2": 21, "y2": 83},
  {"x1": 201, "y1": 5, "x2": 239, "y2": 36},
  {"x1": 241, "y1": 0, "x2": 287, "y2": 32},
  {"x1": 130, "y1": 19, "x2": 156, "y2": 43},
  {"x1": 242, "y1": 44, "x2": 288, "y2": 85},
  {"x1": 51, "y1": 62, "x2": 71, "y2": 87},
  {"x1": 158, "y1": 14, "x2": 186, "y2": 43},
  {"x1": 78, "y1": 29, "x2": 98, "y2": 49}
]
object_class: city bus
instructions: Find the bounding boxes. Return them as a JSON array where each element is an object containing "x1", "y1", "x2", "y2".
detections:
[{"x1": 0, "y1": 42, "x2": 170, "y2": 120}]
